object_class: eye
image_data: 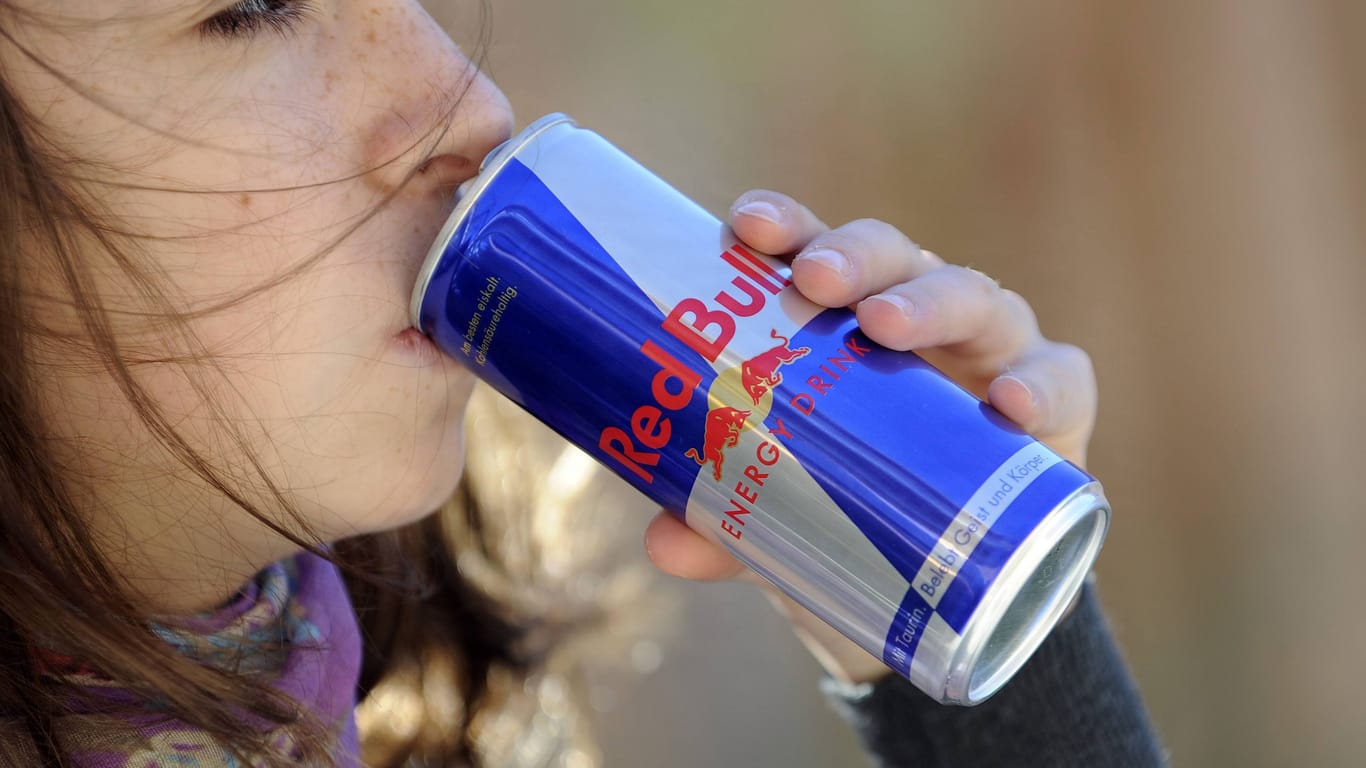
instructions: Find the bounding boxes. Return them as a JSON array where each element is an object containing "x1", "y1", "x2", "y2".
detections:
[{"x1": 200, "y1": 0, "x2": 316, "y2": 40}]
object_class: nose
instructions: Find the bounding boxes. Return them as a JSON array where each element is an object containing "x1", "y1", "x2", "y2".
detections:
[
  {"x1": 409, "y1": 71, "x2": 514, "y2": 194},
  {"x1": 360, "y1": 5, "x2": 514, "y2": 198}
]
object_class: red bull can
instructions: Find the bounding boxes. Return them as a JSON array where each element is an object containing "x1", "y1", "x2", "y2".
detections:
[{"x1": 411, "y1": 114, "x2": 1109, "y2": 705}]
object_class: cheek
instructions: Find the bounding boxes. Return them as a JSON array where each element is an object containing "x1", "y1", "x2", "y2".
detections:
[{"x1": 32, "y1": 357, "x2": 157, "y2": 479}]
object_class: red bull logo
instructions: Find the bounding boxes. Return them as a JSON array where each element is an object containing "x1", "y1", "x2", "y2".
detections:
[
  {"x1": 740, "y1": 329, "x2": 812, "y2": 404},
  {"x1": 684, "y1": 406, "x2": 751, "y2": 481},
  {"x1": 597, "y1": 243, "x2": 786, "y2": 485}
]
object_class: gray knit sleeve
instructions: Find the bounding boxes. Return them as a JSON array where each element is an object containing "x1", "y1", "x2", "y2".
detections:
[{"x1": 821, "y1": 585, "x2": 1167, "y2": 767}]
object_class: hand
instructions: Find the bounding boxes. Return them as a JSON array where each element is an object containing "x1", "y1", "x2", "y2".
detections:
[{"x1": 643, "y1": 189, "x2": 1099, "y2": 684}]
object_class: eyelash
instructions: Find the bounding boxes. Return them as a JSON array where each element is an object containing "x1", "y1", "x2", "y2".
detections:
[{"x1": 200, "y1": 0, "x2": 317, "y2": 40}]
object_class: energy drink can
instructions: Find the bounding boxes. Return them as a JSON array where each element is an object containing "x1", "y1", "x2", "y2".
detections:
[{"x1": 410, "y1": 114, "x2": 1109, "y2": 704}]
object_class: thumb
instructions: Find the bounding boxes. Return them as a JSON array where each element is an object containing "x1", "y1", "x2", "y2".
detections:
[{"x1": 644, "y1": 511, "x2": 747, "y2": 581}]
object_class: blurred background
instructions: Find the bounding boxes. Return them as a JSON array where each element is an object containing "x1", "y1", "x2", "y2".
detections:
[{"x1": 428, "y1": 1, "x2": 1366, "y2": 765}]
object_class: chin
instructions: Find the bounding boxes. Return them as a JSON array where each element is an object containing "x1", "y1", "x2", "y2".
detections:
[
  {"x1": 321, "y1": 355, "x2": 475, "y2": 537},
  {"x1": 376, "y1": 425, "x2": 469, "y2": 533},
  {"x1": 337, "y1": 463, "x2": 465, "y2": 538}
]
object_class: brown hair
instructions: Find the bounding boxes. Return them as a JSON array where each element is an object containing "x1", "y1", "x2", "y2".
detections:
[{"x1": 0, "y1": 4, "x2": 531, "y2": 766}]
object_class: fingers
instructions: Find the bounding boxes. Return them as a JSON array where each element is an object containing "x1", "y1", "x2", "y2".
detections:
[
  {"x1": 644, "y1": 511, "x2": 745, "y2": 581},
  {"x1": 729, "y1": 190, "x2": 947, "y2": 309},
  {"x1": 856, "y1": 271, "x2": 1041, "y2": 376},
  {"x1": 791, "y1": 220, "x2": 946, "y2": 308},
  {"x1": 987, "y1": 342, "x2": 1097, "y2": 459},
  {"x1": 857, "y1": 268, "x2": 1095, "y2": 466},
  {"x1": 729, "y1": 190, "x2": 830, "y2": 255},
  {"x1": 728, "y1": 190, "x2": 1096, "y2": 468}
]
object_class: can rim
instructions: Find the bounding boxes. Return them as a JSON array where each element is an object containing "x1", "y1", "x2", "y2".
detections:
[
  {"x1": 943, "y1": 481, "x2": 1110, "y2": 705},
  {"x1": 409, "y1": 113, "x2": 578, "y2": 330}
]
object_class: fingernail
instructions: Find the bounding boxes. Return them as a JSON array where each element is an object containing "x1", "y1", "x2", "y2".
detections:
[
  {"x1": 796, "y1": 247, "x2": 852, "y2": 278},
  {"x1": 997, "y1": 374, "x2": 1039, "y2": 409},
  {"x1": 861, "y1": 293, "x2": 914, "y2": 319},
  {"x1": 733, "y1": 199, "x2": 783, "y2": 225}
]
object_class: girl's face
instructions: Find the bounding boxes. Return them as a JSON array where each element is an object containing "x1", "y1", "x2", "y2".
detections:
[{"x1": 2, "y1": 1, "x2": 512, "y2": 608}]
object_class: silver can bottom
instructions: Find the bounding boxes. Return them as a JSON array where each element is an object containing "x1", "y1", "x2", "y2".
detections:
[{"x1": 942, "y1": 482, "x2": 1109, "y2": 705}]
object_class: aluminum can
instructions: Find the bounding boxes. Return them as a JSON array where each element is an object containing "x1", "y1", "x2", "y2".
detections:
[{"x1": 411, "y1": 114, "x2": 1109, "y2": 704}]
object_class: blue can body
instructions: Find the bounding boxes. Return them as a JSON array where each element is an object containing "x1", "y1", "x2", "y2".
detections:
[{"x1": 412, "y1": 115, "x2": 1108, "y2": 704}]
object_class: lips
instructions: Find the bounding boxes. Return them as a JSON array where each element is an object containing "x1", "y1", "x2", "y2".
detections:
[
  {"x1": 394, "y1": 326, "x2": 433, "y2": 347},
  {"x1": 392, "y1": 326, "x2": 443, "y2": 366}
]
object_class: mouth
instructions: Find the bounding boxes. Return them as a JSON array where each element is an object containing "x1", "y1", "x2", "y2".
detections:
[{"x1": 392, "y1": 326, "x2": 444, "y2": 366}]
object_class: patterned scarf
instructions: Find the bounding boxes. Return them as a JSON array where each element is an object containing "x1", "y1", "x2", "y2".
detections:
[{"x1": 3, "y1": 554, "x2": 363, "y2": 767}]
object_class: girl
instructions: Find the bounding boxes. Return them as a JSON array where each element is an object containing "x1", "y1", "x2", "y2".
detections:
[{"x1": 0, "y1": 1, "x2": 1163, "y2": 765}]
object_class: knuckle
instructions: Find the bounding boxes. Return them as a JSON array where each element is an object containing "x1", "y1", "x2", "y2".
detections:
[
  {"x1": 847, "y1": 218, "x2": 914, "y2": 252},
  {"x1": 812, "y1": 227, "x2": 856, "y2": 254},
  {"x1": 963, "y1": 266, "x2": 1003, "y2": 296},
  {"x1": 847, "y1": 216, "x2": 895, "y2": 235},
  {"x1": 1001, "y1": 289, "x2": 1042, "y2": 334},
  {"x1": 1000, "y1": 287, "x2": 1030, "y2": 312},
  {"x1": 1052, "y1": 342, "x2": 1096, "y2": 382},
  {"x1": 941, "y1": 264, "x2": 1000, "y2": 297}
]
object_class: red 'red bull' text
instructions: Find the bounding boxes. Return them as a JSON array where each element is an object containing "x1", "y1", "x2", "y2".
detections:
[
  {"x1": 597, "y1": 244, "x2": 788, "y2": 483},
  {"x1": 660, "y1": 244, "x2": 789, "y2": 362}
]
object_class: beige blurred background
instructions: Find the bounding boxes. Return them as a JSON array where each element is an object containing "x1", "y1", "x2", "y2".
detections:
[{"x1": 431, "y1": 1, "x2": 1366, "y2": 765}]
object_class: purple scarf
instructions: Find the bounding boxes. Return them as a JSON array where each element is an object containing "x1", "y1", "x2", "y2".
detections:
[{"x1": 11, "y1": 554, "x2": 363, "y2": 767}]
